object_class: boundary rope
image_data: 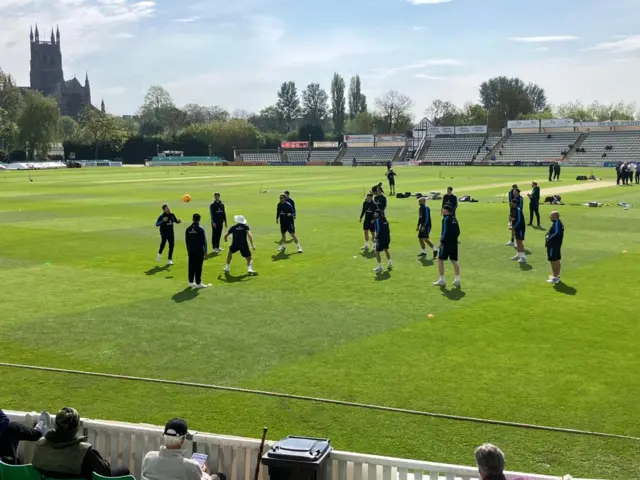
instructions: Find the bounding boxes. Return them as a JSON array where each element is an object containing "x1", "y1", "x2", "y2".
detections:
[{"x1": 1, "y1": 362, "x2": 638, "y2": 442}]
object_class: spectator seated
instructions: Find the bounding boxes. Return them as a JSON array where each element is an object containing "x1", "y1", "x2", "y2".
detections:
[
  {"x1": 496, "y1": 133, "x2": 580, "y2": 163},
  {"x1": 344, "y1": 147, "x2": 400, "y2": 164},
  {"x1": 422, "y1": 136, "x2": 484, "y2": 163},
  {"x1": 569, "y1": 131, "x2": 640, "y2": 165},
  {"x1": 0, "y1": 409, "x2": 51, "y2": 465}
]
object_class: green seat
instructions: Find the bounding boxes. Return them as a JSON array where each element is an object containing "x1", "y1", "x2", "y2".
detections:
[
  {"x1": 0, "y1": 462, "x2": 42, "y2": 480},
  {"x1": 92, "y1": 474, "x2": 134, "y2": 480}
]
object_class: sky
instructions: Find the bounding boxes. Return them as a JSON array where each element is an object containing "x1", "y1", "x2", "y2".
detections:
[{"x1": 2, "y1": 0, "x2": 640, "y2": 119}]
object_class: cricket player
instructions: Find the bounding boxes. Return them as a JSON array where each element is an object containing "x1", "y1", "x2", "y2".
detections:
[
  {"x1": 417, "y1": 197, "x2": 437, "y2": 259},
  {"x1": 223, "y1": 215, "x2": 255, "y2": 274},
  {"x1": 359, "y1": 193, "x2": 377, "y2": 250},
  {"x1": 510, "y1": 199, "x2": 527, "y2": 264},
  {"x1": 433, "y1": 205, "x2": 461, "y2": 287},
  {"x1": 156, "y1": 204, "x2": 182, "y2": 265},
  {"x1": 373, "y1": 209, "x2": 392, "y2": 273},
  {"x1": 545, "y1": 211, "x2": 564, "y2": 284},
  {"x1": 276, "y1": 194, "x2": 302, "y2": 253}
]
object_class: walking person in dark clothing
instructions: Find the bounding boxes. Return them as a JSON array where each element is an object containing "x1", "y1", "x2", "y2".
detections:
[
  {"x1": 373, "y1": 187, "x2": 387, "y2": 215},
  {"x1": 506, "y1": 186, "x2": 522, "y2": 246},
  {"x1": 372, "y1": 209, "x2": 392, "y2": 273},
  {"x1": 185, "y1": 213, "x2": 210, "y2": 289},
  {"x1": 635, "y1": 162, "x2": 640, "y2": 184},
  {"x1": 527, "y1": 181, "x2": 541, "y2": 227},
  {"x1": 276, "y1": 194, "x2": 302, "y2": 253},
  {"x1": 209, "y1": 193, "x2": 227, "y2": 254},
  {"x1": 545, "y1": 211, "x2": 564, "y2": 284},
  {"x1": 553, "y1": 162, "x2": 561, "y2": 180},
  {"x1": 386, "y1": 169, "x2": 397, "y2": 195},
  {"x1": 615, "y1": 162, "x2": 622, "y2": 185},
  {"x1": 0, "y1": 410, "x2": 50, "y2": 465},
  {"x1": 548, "y1": 163, "x2": 554, "y2": 182},
  {"x1": 417, "y1": 197, "x2": 438, "y2": 259},
  {"x1": 442, "y1": 186, "x2": 458, "y2": 217},
  {"x1": 156, "y1": 204, "x2": 182, "y2": 265},
  {"x1": 433, "y1": 205, "x2": 461, "y2": 287},
  {"x1": 284, "y1": 191, "x2": 296, "y2": 219},
  {"x1": 359, "y1": 193, "x2": 377, "y2": 251}
]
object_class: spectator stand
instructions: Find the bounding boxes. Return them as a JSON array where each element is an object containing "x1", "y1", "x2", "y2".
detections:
[{"x1": 5, "y1": 411, "x2": 598, "y2": 480}]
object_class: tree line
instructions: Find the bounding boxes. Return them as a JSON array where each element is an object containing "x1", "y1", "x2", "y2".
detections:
[{"x1": 0, "y1": 66, "x2": 636, "y2": 162}]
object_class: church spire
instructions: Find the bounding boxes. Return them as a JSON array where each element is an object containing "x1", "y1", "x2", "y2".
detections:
[
  {"x1": 34, "y1": 24, "x2": 39, "y2": 42},
  {"x1": 30, "y1": 26, "x2": 34, "y2": 42},
  {"x1": 51, "y1": 27, "x2": 55, "y2": 43},
  {"x1": 85, "y1": 72, "x2": 90, "y2": 87},
  {"x1": 101, "y1": 99, "x2": 105, "y2": 113}
]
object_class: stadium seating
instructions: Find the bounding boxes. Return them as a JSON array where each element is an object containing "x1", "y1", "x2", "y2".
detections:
[
  {"x1": 239, "y1": 152, "x2": 280, "y2": 163},
  {"x1": 284, "y1": 150, "x2": 309, "y2": 163},
  {"x1": 344, "y1": 147, "x2": 400, "y2": 164},
  {"x1": 494, "y1": 133, "x2": 580, "y2": 163},
  {"x1": 422, "y1": 137, "x2": 484, "y2": 163},
  {"x1": 485, "y1": 136, "x2": 503, "y2": 150},
  {"x1": 0, "y1": 461, "x2": 42, "y2": 480},
  {"x1": 308, "y1": 150, "x2": 340, "y2": 162},
  {"x1": 570, "y1": 131, "x2": 640, "y2": 165}
]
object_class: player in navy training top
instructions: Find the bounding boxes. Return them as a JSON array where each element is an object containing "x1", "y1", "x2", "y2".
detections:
[
  {"x1": 386, "y1": 169, "x2": 396, "y2": 195},
  {"x1": 223, "y1": 215, "x2": 256, "y2": 274},
  {"x1": 545, "y1": 211, "x2": 565, "y2": 284},
  {"x1": 359, "y1": 193, "x2": 377, "y2": 251},
  {"x1": 510, "y1": 199, "x2": 527, "y2": 264},
  {"x1": 417, "y1": 197, "x2": 438, "y2": 259},
  {"x1": 185, "y1": 213, "x2": 210, "y2": 289},
  {"x1": 372, "y1": 209, "x2": 392, "y2": 273},
  {"x1": 155, "y1": 204, "x2": 182, "y2": 265},
  {"x1": 433, "y1": 205, "x2": 461, "y2": 287},
  {"x1": 373, "y1": 187, "x2": 387, "y2": 214},
  {"x1": 209, "y1": 192, "x2": 228, "y2": 253},
  {"x1": 441, "y1": 187, "x2": 458, "y2": 217},
  {"x1": 276, "y1": 194, "x2": 302, "y2": 253},
  {"x1": 284, "y1": 190, "x2": 296, "y2": 219},
  {"x1": 506, "y1": 185, "x2": 522, "y2": 246}
]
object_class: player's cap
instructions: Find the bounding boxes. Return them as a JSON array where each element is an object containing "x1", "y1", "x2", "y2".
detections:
[
  {"x1": 284, "y1": 190, "x2": 290, "y2": 195},
  {"x1": 164, "y1": 418, "x2": 189, "y2": 437},
  {"x1": 234, "y1": 215, "x2": 247, "y2": 225}
]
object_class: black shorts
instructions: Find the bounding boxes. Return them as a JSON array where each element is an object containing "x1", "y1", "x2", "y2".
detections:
[
  {"x1": 376, "y1": 240, "x2": 390, "y2": 252},
  {"x1": 547, "y1": 246, "x2": 561, "y2": 261},
  {"x1": 438, "y1": 243, "x2": 458, "y2": 261},
  {"x1": 280, "y1": 222, "x2": 295, "y2": 235},
  {"x1": 230, "y1": 244, "x2": 252, "y2": 258},
  {"x1": 363, "y1": 220, "x2": 375, "y2": 232},
  {"x1": 418, "y1": 227, "x2": 431, "y2": 239},
  {"x1": 514, "y1": 228, "x2": 526, "y2": 241}
]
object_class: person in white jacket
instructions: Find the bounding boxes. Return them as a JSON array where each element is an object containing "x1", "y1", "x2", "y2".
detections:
[{"x1": 142, "y1": 418, "x2": 222, "y2": 480}]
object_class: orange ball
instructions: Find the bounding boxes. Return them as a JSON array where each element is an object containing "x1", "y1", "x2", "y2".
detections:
[{"x1": 182, "y1": 194, "x2": 191, "y2": 203}]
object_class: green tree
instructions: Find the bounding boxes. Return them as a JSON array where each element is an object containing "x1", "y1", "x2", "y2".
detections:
[
  {"x1": 330, "y1": 73, "x2": 346, "y2": 134},
  {"x1": 276, "y1": 81, "x2": 301, "y2": 132},
  {"x1": 249, "y1": 105, "x2": 283, "y2": 132},
  {"x1": 344, "y1": 111, "x2": 378, "y2": 135},
  {"x1": 374, "y1": 90, "x2": 414, "y2": 133},
  {"x1": 179, "y1": 119, "x2": 262, "y2": 158},
  {"x1": 17, "y1": 91, "x2": 60, "y2": 160},
  {"x1": 77, "y1": 107, "x2": 128, "y2": 159},
  {"x1": 0, "y1": 69, "x2": 23, "y2": 151},
  {"x1": 555, "y1": 101, "x2": 635, "y2": 121},
  {"x1": 348, "y1": 75, "x2": 366, "y2": 119},
  {"x1": 139, "y1": 85, "x2": 177, "y2": 134},
  {"x1": 58, "y1": 116, "x2": 79, "y2": 142},
  {"x1": 479, "y1": 76, "x2": 547, "y2": 127},
  {"x1": 301, "y1": 83, "x2": 328, "y2": 125},
  {"x1": 517, "y1": 107, "x2": 554, "y2": 121},
  {"x1": 425, "y1": 99, "x2": 459, "y2": 126},
  {"x1": 297, "y1": 123, "x2": 324, "y2": 142},
  {"x1": 460, "y1": 102, "x2": 488, "y2": 126}
]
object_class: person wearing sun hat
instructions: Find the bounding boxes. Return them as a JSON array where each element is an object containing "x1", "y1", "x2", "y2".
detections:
[
  {"x1": 223, "y1": 215, "x2": 255, "y2": 274},
  {"x1": 32, "y1": 407, "x2": 130, "y2": 479},
  {"x1": 142, "y1": 418, "x2": 225, "y2": 480}
]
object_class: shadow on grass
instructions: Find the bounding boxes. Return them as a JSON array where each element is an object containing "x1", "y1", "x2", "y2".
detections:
[
  {"x1": 218, "y1": 272, "x2": 257, "y2": 283},
  {"x1": 144, "y1": 265, "x2": 170, "y2": 276},
  {"x1": 419, "y1": 256, "x2": 435, "y2": 267},
  {"x1": 519, "y1": 263, "x2": 533, "y2": 271},
  {"x1": 360, "y1": 250, "x2": 376, "y2": 259},
  {"x1": 440, "y1": 286, "x2": 466, "y2": 301},
  {"x1": 374, "y1": 271, "x2": 391, "y2": 281},
  {"x1": 554, "y1": 282, "x2": 577, "y2": 295},
  {"x1": 273, "y1": 239, "x2": 294, "y2": 245},
  {"x1": 171, "y1": 287, "x2": 199, "y2": 303},
  {"x1": 272, "y1": 251, "x2": 291, "y2": 262}
]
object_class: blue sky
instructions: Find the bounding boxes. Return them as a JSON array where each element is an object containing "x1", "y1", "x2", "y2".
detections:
[{"x1": 2, "y1": 0, "x2": 640, "y2": 118}]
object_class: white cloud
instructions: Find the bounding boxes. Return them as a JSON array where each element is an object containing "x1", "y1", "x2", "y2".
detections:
[
  {"x1": 175, "y1": 16, "x2": 200, "y2": 23},
  {"x1": 111, "y1": 32, "x2": 134, "y2": 39},
  {"x1": 364, "y1": 58, "x2": 462, "y2": 82},
  {"x1": 589, "y1": 35, "x2": 640, "y2": 53},
  {"x1": 412, "y1": 74, "x2": 448, "y2": 81},
  {"x1": 510, "y1": 36, "x2": 578, "y2": 43},
  {"x1": 407, "y1": 0, "x2": 452, "y2": 4},
  {"x1": 535, "y1": 47, "x2": 549, "y2": 52}
]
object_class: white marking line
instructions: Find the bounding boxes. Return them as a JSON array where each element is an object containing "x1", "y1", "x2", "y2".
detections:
[
  {"x1": 492, "y1": 181, "x2": 617, "y2": 197},
  {"x1": 95, "y1": 174, "x2": 246, "y2": 184}
]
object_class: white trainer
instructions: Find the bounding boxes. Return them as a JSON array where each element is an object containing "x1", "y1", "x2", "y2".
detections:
[
  {"x1": 453, "y1": 280, "x2": 461, "y2": 287},
  {"x1": 156, "y1": 253, "x2": 162, "y2": 261},
  {"x1": 361, "y1": 245, "x2": 369, "y2": 251},
  {"x1": 373, "y1": 265, "x2": 383, "y2": 273},
  {"x1": 433, "y1": 279, "x2": 446, "y2": 286},
  {"x1": 194, "y1": 283, "x2": 212, "y2": 289},
  {"x1": 546, "y1": 277, "x2": 560, "y2": 284},
  {"x1": 167, "y1": 260, "x2": 174, "y2": 265},
  {"x1": 223, "y1": 266, "x2": 230, "y2": 273},
  {"x1": 505, "y1": 241, "x2": 515, "y2": 246},
  {"x1": 518, "y1": 257, "x2": 527, "y2": 264},
  {"x1": 248, "y1": 266, "x2": 255, "y2": 274},
  {"x1": 511, "y1": 254, "x2": 520, "y2": 261},
  {"x1": 189, "y1": 283, "x2": 196, "y2": 288},
  {"x1": 297, "y1": 246, "x2": 303, "y2": 253}
]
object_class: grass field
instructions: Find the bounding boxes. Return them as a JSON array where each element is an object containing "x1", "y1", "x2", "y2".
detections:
[{"x1": 1, "y1": 166, "x2": 639, "y2": 479}]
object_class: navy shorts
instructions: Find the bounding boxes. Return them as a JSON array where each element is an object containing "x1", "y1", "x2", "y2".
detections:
[
  {"x1": 230, "y1": 245, "x2": 252, "y2": 258},
  {"x1": 418, "y1": 227, "x2": 431, "y2": 239},
  {"x1": 280, "y1": 222, "x2": 295, "y2": 235},
  {"x1": 514, "y1": 228, "x2": 525, "y2": 241},
  {"x1": 438, "y1": 243, "x2": 458, "y2": 261},
  {"x1": 547, "y1": 246, "x2": 561, "y2": 261},
  {"x1": 376, "y1": 240, "x2": 390, "y2": 252},
  {"x1": 363, "y1": 220, "x2": 375, "y2": 232}
]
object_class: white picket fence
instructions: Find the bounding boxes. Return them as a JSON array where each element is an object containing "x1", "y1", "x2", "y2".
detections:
[{"x1": 5, "y1": 410, "x2": 598, "y2": 480}]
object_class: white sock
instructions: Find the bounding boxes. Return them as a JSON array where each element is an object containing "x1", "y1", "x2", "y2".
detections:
[
  {"x1": 296, "y1": 243, "x2": 301, "y2": 248},
  {"x1": 455, "y1": 275, "x2": 460, "y2": 282},
  {"x1": 388, "y1": 259, "x2": 392, "y2": 265},
  {"x1": 433, "y1": 246, "x2": 438, "y2": 251},
  {"x1": 377, "y1": 262, "x2": 382, "y2": 268},
  {"x1": 226, "y1": 263, "x2": 230, "y2": 268},
  {"x1": 422, "y1": 249, "x2": 427, "y2": 254},
  {"x1": 439, "y1": 275, "x2": 445, "y2": 281}
]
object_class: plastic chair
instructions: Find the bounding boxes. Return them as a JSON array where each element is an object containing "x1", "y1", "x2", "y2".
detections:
[
  {"x1": 0, "y1": 462, "x2": 42, "y2": 480},
  {"x1": 92, "y1": 473, "x2": 135, "y2": 480}
]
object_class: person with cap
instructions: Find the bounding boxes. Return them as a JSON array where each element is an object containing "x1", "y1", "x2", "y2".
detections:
[
  {"x1": 506, "y1": 187, "x2": 523, "y2": 247},
  {"x1": 223, "y1": 215, "x2": 255, "y2": 274},
  {"x1": 32, "y1": 407, "x2": 130, "y2": 479},
  {"x1": 474, "y1": 443, "x2": 507, "y2": 480},
  {"x1": 545, "y1": 211, "x2": 564, "y2": 284},
  {"x1": 209, "y1": 193, "x2": 227, "y2": 254},
  {"x1": 417, "y1": 197, "x2": 437, "y2": 259},
  {"x1": 359, "y1": 193, "x2": 377, "y2": 251},
  {"x1": 142, "y1": 418, "x2": 223, "y2": 480},
  {"x1": 372, "y1": 209, "x2": 392, "y2": 273},
  {"x1": 441, "y1": 187, "x2": 457, "y2": 217},
  {"x1": 433, "y1": 205, "x2": 461, "y2": 287},
  {"x1": 156, "y1": 204, "x2": 182, "y2": 265},
  {"x1": 527, "y1": 181, "x2": 541, "y2": 227},
  {"x1": 509, "y1": 196, "x2": 527, "y2": 264},
  {"x1": 386, "y1": 168, "x2": 396, "y2": 195},
  {"x1": 373, "y1": 186, "x2": 387, "y2": 215},
  {"x1": 185, "y1": 213, "x2": 211, "y2": 289},
  {"x1": 0, "y1": 409, "x2": 51, "y2": 465},
  {"x1": 276, "y1": 194, "x2": 302, "y2": 253},
  {"x1": 283, "y1": 191, "x2": 296, "y2": 219}
]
